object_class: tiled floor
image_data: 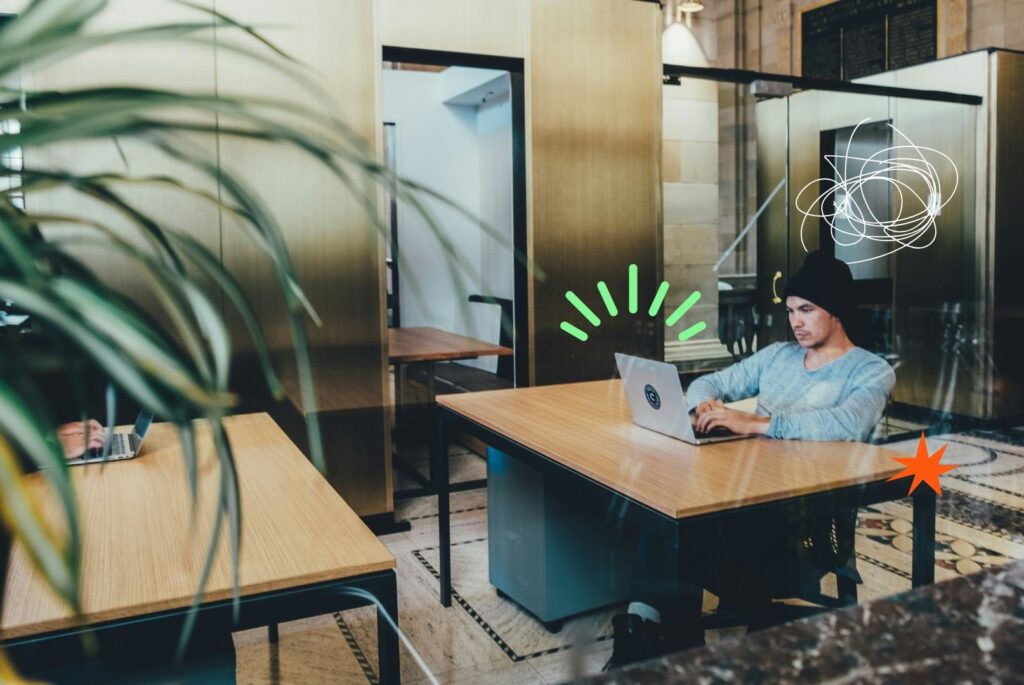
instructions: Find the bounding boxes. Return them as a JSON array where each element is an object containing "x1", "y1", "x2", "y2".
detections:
[{"x1": 233, "y1": 427, "x2": 1024, "y2": 684}]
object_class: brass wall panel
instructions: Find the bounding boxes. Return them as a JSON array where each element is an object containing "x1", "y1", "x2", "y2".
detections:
[
  {"x1": 755, "y1": 96, "x2": 789, "y2": 344},
  {"x1": 991, "y1": 51, "x2": 1024, "y2": 418},
  {"x1": 216, "y1": 0, "x2": 390, "y2": 516},
  {"x1": 23, "y1": 0, "x2": 221, "y2": 311},
  {"x1": 378, "y1": 0, "x2": 528, "y2": 57},
  {"x1": 873, "y1": 52, "x2": 989, "y2": 417},
  {"x1": 759, "y1": 83, "x2": 981, "y2": 417},
  {"x1": 888, "y1": 96, "x2": 978, "y2": 416},
  {"x1": 21, "y1": 0, "x2": 222, "y2": 422},
  {"x1": 784, "y1": 90, "x2": 890, "y2": 282},
  {"x1": 529, "y1": 0, "x2": 662, "y2": 384},
  {"x1": 761, "y1": 89, "x2": 887, "y2": 348}
]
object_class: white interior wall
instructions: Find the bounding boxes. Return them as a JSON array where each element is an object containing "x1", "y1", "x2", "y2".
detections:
[
  {"x1": 475, "y1": 91, "x2": 514, "y2": 372},
  {"x1": 383, "y1": 67, "x2": 514, "y2": 373}
]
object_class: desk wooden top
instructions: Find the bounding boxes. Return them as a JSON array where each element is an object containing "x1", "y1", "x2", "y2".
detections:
[
  {"x1": 0, "y1": 414, "x2": 395, "y2": 639},
  {"x1": 389, "y1": 327, "x2": 513, "y2": 364},
  {"x1": 438, "y1": 380, "x2": 905, "y2": 520},
  {"x1": 275, "y1": 347, "x2": 387, "y2": 415}
]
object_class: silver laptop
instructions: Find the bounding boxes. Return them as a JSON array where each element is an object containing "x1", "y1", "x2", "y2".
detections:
[
  {"x1": 69, "y1": 411, "x2": 154, "y2": 465},
  {"x1": 614, "y1": 353, "x2": 752, "y2": 446}
]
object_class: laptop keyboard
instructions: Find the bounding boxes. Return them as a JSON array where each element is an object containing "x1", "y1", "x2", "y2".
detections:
[
  {"x1": 691, "y1": 421, "x2": 734, "y2": 439},
  {"x1": 86, "y1": 433, "x2": 128, "y2": 459},
  {"x1": 112, "y1": 433, "x2": 128, "y2": 454}
]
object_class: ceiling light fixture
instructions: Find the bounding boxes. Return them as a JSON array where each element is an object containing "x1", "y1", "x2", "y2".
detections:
[{"x1": 676, "y1": 1, "x2": 704, "y2": 28}]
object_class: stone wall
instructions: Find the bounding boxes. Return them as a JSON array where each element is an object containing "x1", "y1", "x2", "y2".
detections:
[
  {"x1": 662, "y1": 78, "x2": 720, "y2": 348},
  {"x1": 715, "y1": 0, "x2": 1023, "y2": 79}
]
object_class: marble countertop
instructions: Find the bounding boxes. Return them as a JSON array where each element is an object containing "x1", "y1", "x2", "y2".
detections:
[{"x1": 583, "y1": 559, "x2": 1024, "y2": 684}]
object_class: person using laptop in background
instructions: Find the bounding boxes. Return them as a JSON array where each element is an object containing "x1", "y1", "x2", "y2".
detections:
[
  {"x1": 689, "y1": 250, "x2": 894, "y2": 441},
  {"x1": 58, "y1": 419, "x2": 107, "y2": 460},
  {"x1": 608, "y1": 251, "x2": 896, "y2": 669}
]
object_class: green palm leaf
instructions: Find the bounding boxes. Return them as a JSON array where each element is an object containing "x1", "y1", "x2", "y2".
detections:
[{"x1": 0, "y1": 0, "x2": 532, "y2": 667}]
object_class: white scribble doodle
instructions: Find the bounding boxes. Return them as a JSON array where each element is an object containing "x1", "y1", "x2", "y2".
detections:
[{"x1": 794, "y1": 118, "x2": 959, "y2": 264}]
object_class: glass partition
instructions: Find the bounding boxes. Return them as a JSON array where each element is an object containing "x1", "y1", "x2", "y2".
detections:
[{"x1": 664, "y1": 68, "x2": 981, "y2": 431}]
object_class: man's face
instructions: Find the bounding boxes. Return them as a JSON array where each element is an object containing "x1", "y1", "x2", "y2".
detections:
[{"x1": 786, "y1": 295, "x2": 840, "y2": 348}]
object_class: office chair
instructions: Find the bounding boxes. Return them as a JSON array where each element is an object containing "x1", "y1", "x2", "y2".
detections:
[
  {"x1": 407, "y1": 294, "x2": 514, "y2": 395},
  {"x1": 718, "y1": 289, "x2": 758, "y2": 361},
  {"x1": 467, "y1": 294, "x2": 514, "y2": 383},
  {"x1": 704, "y1": 508, "x2": 860, "y2": 631}
]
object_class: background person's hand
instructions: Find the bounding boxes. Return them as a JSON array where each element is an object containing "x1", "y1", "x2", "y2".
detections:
[
  {"x1": 695, "y1": 407, "x2": 770, "y2": 436},
  {"x1": 694, "y1": 399, "x2": 725, "y2": 416},
  {"x1": 57, "y1": 420, "x2": 107, "y2": 459}
]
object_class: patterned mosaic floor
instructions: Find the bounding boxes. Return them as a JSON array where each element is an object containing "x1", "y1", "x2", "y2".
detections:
[{"x1": 232, "y1": 428, "x2": 1024, "y2": 684}]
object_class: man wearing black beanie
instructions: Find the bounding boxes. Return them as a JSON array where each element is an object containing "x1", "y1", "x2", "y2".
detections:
[
  {"x1": 689, "y1": 250, "x2": 894, "y2": 441},
  {"x1": 609, "y1": 252, "x2": 897, "y2": 667}
]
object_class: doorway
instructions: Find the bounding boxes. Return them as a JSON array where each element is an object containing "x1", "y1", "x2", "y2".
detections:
[{"x1": 382, "y1": 46, "x2": 527, "y2": 388}]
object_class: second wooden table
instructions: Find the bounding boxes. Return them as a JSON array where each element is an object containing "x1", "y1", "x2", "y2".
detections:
[
  {"x1": 390, "y1": 326, "x2": 512, "y2": 495},
  {"x1": 431, "y1": 380, "x2": 935, "y2": 649}
]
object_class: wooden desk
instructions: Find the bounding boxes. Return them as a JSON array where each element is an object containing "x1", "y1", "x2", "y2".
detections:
[
  {"x1": 1, "y1": 414, "x2": 400, "y2": 684},
  {"x1": 431, "y1": 381, "x2": 936, "y2": 645},
  {"x1": 389, "y1": 326, "x2": 513, "y2": 365},
  {"x1": 390, "y1": 327, "x2": 512, "y2": 496},
  {"x1": 389, "y1": 326, "x2": 513, "y2": 407}
]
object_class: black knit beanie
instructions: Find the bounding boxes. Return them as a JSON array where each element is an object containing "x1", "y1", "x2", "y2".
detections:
[{"x1": 783, "y1": 251, "x2": 854, "y2": 324}]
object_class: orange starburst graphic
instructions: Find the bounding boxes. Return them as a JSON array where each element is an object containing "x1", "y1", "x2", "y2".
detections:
[{"x1": 888, "y1": 433, "x2": 958, "y2": 495}]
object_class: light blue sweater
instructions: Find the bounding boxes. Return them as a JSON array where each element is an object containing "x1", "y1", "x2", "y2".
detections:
[{"x1": 687, "y1": 342, "x2": 896, "y2": 442}]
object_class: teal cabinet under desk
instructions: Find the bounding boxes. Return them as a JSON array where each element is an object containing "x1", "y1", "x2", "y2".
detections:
[{"x1": 487, "y1": 447, "x2": 636, "y2": 629}]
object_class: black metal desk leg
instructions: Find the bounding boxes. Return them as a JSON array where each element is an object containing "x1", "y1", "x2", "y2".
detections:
[
  {"x1": 433, "y1": 412, "x2": 452, "y2": 607},
  {"x1": 393, "y1": 364, "x2": 404, "y2": 428},
  {"x1": 377, "y1": 571, "x2": 401, "y2": 685},
  {"x1": 912, "y1": 487, "x2": 936, "y2": 588},
  {"x1": 426, "y1": 361, "x2": 437, "y2": 488},
  {"x1": 664, "y1": 528, "x2": 705, "y2": 652},
  {"x1": 268, "y1": 623, "x2": 278, "y2": 643}
]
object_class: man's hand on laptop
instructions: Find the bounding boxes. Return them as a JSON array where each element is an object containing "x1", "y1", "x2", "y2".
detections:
[
  {"x1": 58, "y1": 420, "x2": 107, "y2": 459},
  {"x1": 695, "y1": 405, "x2": 770, "y2": 436},
  {"x1": 694, "y1": 399, "x2": 725, "y2": 416}
]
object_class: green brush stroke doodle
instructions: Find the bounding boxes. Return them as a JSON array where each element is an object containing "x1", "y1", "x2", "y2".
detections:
[{"x1": 559, "y1": 264, "x2": 707, "y2": 345}]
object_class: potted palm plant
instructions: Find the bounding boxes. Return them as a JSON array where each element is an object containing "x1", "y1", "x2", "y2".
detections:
[{"x1": 0, "y1": 0, "x2": 506, "y2": 675}]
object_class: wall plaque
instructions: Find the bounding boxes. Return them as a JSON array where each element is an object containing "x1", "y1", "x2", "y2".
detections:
[{"x1": 801, "y1": 0, "x2": 937, "y2": 80}]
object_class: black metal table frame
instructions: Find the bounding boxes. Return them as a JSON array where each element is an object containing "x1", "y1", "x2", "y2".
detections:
[
  {"x1": 432, "y1": 407, "x2": 935, "y2": 646},
  {"x1": 5, "y1": 569, "x2": 401, "y2": 685},
  {"x1": 393, "y1": 359, "x2": 487, "y2": 499}
]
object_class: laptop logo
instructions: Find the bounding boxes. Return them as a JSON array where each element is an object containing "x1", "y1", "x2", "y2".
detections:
[{"x1": 644, "y1": 384, "x2": 661, "y2": 410}]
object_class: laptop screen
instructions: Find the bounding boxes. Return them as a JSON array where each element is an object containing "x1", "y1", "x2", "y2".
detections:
[{"x1": 133, "y1": 411, "x2": 154, "y2": 440}]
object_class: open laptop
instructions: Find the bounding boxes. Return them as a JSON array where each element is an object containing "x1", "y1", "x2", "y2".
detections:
[
  {"x1": 68, "y1": 410, "x2": 155, "y2": 466},
  {"x1": 614, "y1": 353, "x2": 753, "y2": 446}
]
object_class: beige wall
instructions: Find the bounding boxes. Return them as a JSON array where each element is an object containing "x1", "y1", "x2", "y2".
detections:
[
  {"x1": 662, "y1": 79, "x2": 719, "y2": 349},
  {"x1": 15, "y1": 0, "x2": 666, "y2": 508},
  {"x1": 378, "y1": 0, "x2": 528, "y2": 57},
  {"x1": 714, "y1": 0, "x2": 1022, "y2": 77},
  {"x1": 216, "y1": 0, "x2": 389, "y2": 516},
  {"x1": 15, "y1": 0, "x2": 391, "y2": 515},
  {"x1": 530, "y1": 0, "x2": 662, "y2": 383},
  {"x1": 216, "y1": 0, "x2": 383, "y2": 351},
  {"x1": 379, "y1": 0, "x2": 664, "y2": 382},
  {"x1": 18, "y1": 0, "x2": 221, "y2": 311}
]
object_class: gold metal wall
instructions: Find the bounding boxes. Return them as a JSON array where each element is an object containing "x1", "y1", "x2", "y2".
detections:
[
  {"x1": 216, "y1": 0, "x2": 390, "y2": 517},
  {"x1": 755, "y1": 97, "x2": 789, "y2": 344},
  {"x1": 991, "y1": 50, "x2": 1024, "y2": 418},
  {"x1": 22, "y1": 0, "x2": 221, "y2": 319},
  {"x1": 888, "y1": 96, "x2": 978, "y2": 416},
  {"x1": 757, "y1": 82, "x2": 982, "y2": 418},
  {"x1": 529, "y1": 0, "x2": 663, "y2": 384},
  {"x1": 20, "y1": 0, "x2": 223, "y2": 425},
  {"x1": 379, "y1": 0, "x2": 529, "y2": 57},
  {"x1": 28, "y1": 0, "x2": 392, "y2": 517}
]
